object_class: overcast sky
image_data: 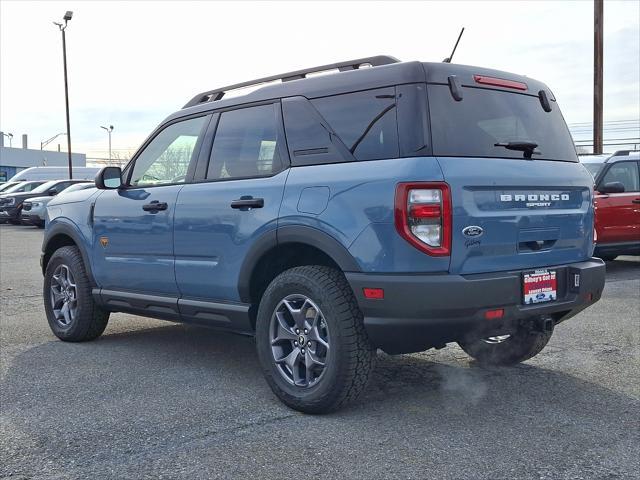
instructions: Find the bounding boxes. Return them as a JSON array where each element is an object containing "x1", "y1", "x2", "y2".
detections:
[{"x1": 1, "y1": 0, "x2": 639, "y2": 158}]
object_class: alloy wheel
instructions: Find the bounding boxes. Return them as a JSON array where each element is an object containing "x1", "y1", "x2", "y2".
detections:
[
  {"x1": 50, "y1": 264, "x2": 78, "y2": 328},
  {"x1": 269, "y1": 294, "x2": 330, "y2": 387}
]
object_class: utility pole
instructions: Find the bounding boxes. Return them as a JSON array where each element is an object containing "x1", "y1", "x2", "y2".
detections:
[
  {"x1": 54, "y1": 11, "x2": 74, "y2": 178},
  {"x1": 593, "y1": 0, "x2": 604, "y2": 154}
]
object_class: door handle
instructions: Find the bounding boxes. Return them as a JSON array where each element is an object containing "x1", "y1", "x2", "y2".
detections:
[
  {"x1": 632, "y1": 199, "x2": 640, "y2": 204},
  {"x1": 142, "y1": 201, "x2": 168, "y2": 212},
  {"x1": 231, "y1": 196, "x2": 264, "y2": 209}
]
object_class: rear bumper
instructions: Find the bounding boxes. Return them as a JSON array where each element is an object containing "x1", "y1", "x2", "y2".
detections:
[{"x1": 346, "y1": 258, "x2": 605, "y2": 354}]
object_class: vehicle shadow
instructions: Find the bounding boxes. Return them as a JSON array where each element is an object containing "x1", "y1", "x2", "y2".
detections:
[
  {"x1": 603, "y1": 255, "x2": 640, "y2": 282},
  {"x1": 2, "y1": 321, "x2": 639, "y2": 478}
]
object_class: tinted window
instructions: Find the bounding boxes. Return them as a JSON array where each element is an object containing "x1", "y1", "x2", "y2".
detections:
[
  {"x1": 207, "y1": 104, "x2": 282, "y2": 180},
  {"x1": 583, "y1": 162, "x2": 604, "y2": 179},
  {"x1": 5, "y1": 181, "x2": 45, "y2": 193},
  {"x1": 30, "y1": 181, "x2": 59, "y2": 194},
  {"x1": 311, "y1": 88, "x2": 399, "y2": 161},
  {"x1": 281, "y1": 97, "x2": 351, "y2": 167},
  {"x1": 49, "y1": 181, "x2": 77, "y2": 194},
  {"x1": 0, "y1": 182, "x2": 19, "y2": 193},
  {"x1": 600, "y1": 162, "x2": 639, "y2": 192},
  {"x1": 130, "y1": 116, "x2": 207, "y2": 187},
  {"x1": 428, "y1": 85, "x2": 577, "y2": 162}
]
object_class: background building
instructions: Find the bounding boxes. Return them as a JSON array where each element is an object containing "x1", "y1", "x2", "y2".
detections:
[{"x1": 0, "y1": 132, "x2": 86, "y2": 181}]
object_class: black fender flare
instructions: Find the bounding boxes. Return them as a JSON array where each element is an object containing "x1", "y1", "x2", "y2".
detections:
[
  {"x1": 42, "y1": 222, "x2": 96, "y2": 286},
  {"x1": 237, "y1": 225, "x2": 361, "y2": 303}
]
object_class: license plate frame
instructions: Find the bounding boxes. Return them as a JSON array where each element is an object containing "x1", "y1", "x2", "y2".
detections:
[{"x1": 523, "y1": 269, "x2": 557, "y2": 305}]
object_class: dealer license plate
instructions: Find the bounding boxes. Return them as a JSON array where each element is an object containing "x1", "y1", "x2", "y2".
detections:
[{"x1": 523, "y1": 269, "x2": 557, "y2": 305}]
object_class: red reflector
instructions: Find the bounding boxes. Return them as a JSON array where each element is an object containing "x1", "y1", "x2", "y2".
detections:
[
  {"x1": 363, "y1": 288, "x2": 384, "y2": 300},
  {"x1": 484, "y1": 309, "x2": 504, "y2": 320},
  {"x1": 586, "y1": 293, "x2": 593, "y2": 302},
  {"x1": 474, "y1": 75, "x2": 528, "y2": 91},
  {"x1": 409, "y1": 204, "x2": 441, "y2": 218}
]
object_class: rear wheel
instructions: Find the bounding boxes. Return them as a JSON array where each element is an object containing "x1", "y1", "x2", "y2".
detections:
[
  {"x1": 458, "y1": 324, "x2": 553, "y2": 366},
  {"x1": 256, "y1": 266, "x2": 375, "y2": 414},
  {"x1": 43, "y1": 246, "x2": 109, "y2": 341}
]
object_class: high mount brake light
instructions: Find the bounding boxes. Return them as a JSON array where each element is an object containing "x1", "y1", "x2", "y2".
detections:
[
  {"x1": 394, "y1": 182, "x2": 452, "y2": 256},
  {"x1": 473, "y1": 75, "x2": 528, "y2": 91}
]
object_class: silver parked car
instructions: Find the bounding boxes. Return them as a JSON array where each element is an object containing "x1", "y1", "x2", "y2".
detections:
[{"x1": 21, "y1": 182, "x2": 94, "y2": 228}]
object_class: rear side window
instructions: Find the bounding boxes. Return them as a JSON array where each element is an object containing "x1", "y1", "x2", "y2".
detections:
[
  {"x1": 207, "y1": 104, "x2": 282, "y2": 180},
  {"x1": 600, "y1": 162, "x2": 639, "y2": 192},
  {"x1": 311, "y1": 88, "x2": 399, "y2": 161},
  {"x1": 428, "y1": 85, "x2": 577, "y2": 162}
]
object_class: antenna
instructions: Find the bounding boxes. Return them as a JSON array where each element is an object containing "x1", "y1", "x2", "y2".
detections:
[{"x1": 443, "y1": 27, "x2": 465, "y2": 63}]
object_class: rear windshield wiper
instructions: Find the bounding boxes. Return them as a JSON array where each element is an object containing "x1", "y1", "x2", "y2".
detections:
[{"x1": 494, "y1": 141, "x2": 540, "y2": 159}]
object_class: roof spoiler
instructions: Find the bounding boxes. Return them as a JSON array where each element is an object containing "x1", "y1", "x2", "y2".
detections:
[{"x1": 183, "y1": 55, "x2": 400, "y2": 109}]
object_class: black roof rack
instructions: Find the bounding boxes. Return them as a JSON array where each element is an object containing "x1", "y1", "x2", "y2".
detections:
[{"x1": 183, "y1": 55, "x2": 400, "y2": 109}]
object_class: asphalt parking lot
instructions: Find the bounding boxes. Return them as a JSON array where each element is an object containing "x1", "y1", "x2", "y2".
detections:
[{"x1": 1, "y1": 224, "x2": 638, "y2": 480}]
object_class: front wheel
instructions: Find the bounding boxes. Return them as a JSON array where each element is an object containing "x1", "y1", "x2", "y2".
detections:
[
  {"x1": 458, "y1": 324, "x2": 553, "y2": 366},
  {"x1": 256, "y1": 266, "x2": 375, "y2": 414},
  {"x1": 43, "y1": 246, "x2": 109, "y2": 341}
]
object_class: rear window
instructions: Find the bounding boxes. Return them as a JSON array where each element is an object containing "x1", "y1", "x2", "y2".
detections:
[{"x1": 428, "y1": 85, "x2": 577, "y2": 162}]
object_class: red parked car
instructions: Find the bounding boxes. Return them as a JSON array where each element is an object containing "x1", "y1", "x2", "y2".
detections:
[{"x1": 581, "y1": 151, "x2": 640, "y2": 261}]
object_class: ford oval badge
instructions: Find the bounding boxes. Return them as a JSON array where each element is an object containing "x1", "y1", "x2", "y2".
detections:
[{"x1": 462, "y1": 226, "x2": 483, "y2": 238}]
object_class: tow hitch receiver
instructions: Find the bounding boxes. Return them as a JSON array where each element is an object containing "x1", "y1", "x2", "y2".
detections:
[{"x1": 533, "y1": 316, "x2": 555, "y2": 334}]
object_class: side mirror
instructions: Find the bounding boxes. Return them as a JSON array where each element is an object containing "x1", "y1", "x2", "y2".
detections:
[
  {"x1": 47, "y1": 188, "x2": 58, "y2": 196},
  {"x1": 95, "y1": 166, "x2": 122, "y2": 189},
  {"x1": 599, "y1": 181, "x2": 625, "y2": 194}
]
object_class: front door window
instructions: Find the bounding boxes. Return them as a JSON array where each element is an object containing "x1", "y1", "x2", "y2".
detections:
[{"x1": 130, "y1": 116, "x2": 208, "y2": 187}]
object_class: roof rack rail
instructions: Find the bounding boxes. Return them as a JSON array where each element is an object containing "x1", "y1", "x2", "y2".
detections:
[
  {"x1": 611, "y1": 149, "x2": 639, "y2": 157},
  {"x1": 183, "y1": 55, "x2": 400, "y2": 109}
]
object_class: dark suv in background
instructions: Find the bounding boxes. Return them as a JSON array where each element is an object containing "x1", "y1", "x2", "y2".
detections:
[{"x1": 41, "y1": 56, "x2": 605, "y2": 413}]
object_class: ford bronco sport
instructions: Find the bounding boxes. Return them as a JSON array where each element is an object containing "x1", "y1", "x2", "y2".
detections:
[{"x1": 42, "y1": 56, "x2": 606, "y2": 413}]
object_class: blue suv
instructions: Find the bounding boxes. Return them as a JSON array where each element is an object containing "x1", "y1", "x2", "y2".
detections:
[{"x1": 41, "y1": 56, "x2": 606, "y2": 413}]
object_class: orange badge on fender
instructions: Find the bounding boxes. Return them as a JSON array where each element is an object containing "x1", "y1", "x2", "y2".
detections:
[{"x1": 99, "y1": 237, "x2": 109, "y2": 248}]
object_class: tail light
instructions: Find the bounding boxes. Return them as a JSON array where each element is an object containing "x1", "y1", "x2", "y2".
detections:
[{"x1": 395, "y1": 182, "x2": 451, "y2": 256}]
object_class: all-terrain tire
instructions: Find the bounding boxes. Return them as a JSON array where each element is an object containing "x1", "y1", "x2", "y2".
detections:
[
  {"x1": 43, "y1": 246, "x2": 109, "y2": 341},
  {"x1": 458, "y1": 325, "x2": 553, "y2": 366},
  {"x1": 255, "y1": 266, "x2": 375, "y2": 414}
]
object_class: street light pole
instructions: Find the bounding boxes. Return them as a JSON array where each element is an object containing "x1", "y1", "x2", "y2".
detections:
[
  {"x1": 41, "y1": 132, "x2": 67, "y2": 150},
  {"x1": 54, "y1": 10, "x2": 74, "y2": 179},
  {"x1": 100, "y1": 125, "x2": 114, "y2": 163},
  {"x1": 1, "y1": 132, "x2": 12, "y2": 148}
]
